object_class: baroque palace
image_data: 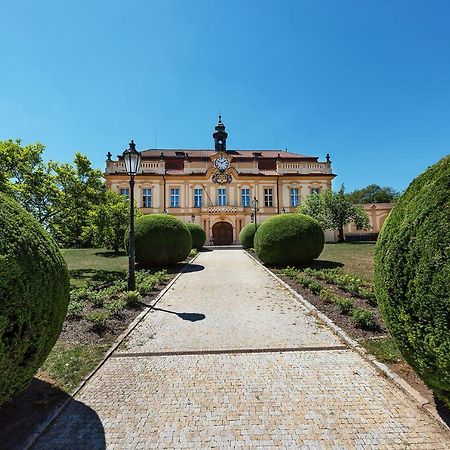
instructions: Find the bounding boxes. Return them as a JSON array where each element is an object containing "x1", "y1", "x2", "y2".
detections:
[{"x1": 105, "y1": 117, "x2": 335, "y2": 245}]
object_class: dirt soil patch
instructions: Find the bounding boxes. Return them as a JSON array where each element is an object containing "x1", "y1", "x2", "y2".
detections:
[{"x1": 279, "y1": 274, "x2": 386, "y2": 340}]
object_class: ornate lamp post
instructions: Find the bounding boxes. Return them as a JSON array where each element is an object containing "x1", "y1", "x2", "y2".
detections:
[
  {"x1": 122, "y1": 140, "x2": 141, "y2": 291},
  {"x1": 252, "y1": 197, "x2": 259, "y2": 230}
]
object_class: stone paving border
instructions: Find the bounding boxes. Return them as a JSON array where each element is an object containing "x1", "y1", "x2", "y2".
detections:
[
  {"x1": 244, "y1": 250, "x2": 450, "y2": 433},
  {"x1": 24, "y1": 253, "x2": 201, "y2": 450},
  {"x1": 110, "y1": 344, "x2": 348, "y2": 358}
]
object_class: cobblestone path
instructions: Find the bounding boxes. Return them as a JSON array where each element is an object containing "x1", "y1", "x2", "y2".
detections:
[{"x1": 33, "y1": 250, "x2": 450, "y2": 449}]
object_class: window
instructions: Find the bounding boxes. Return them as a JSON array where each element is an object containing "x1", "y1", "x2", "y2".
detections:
[
  {"x1": 170, "y1": 188, "x2": 180, "y2": 207},
  {"x1": 264, "y1": 188, "x2": 273, "y2": 207},
  {"x1": 290, "y1": 188, "x2": 299, "y2": 207},
  {"x1": 120, "y1": 188, "x2": 129, "y2": 198},
  {"x1": 217, "y1": 188, "x2": 227, "y2": 206},
  {"x1": 311, "y1": 187, "x2": 321, "y2": 195},
  {"x1": 142, "y1": 188, "x2": 152, "y2": 208},
  {"x1": 194, "y1": 188, "x2": 203, "y2": 207},
  {"x1": 241, "y1": 188, "x2": 250, "y2": 207}
]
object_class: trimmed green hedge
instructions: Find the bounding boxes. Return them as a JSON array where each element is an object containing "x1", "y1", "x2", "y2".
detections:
[
  {"x1": 254, "y1": 214, "x2": 324, "y2": 265},
  {"x1": 375, "y1": 155, "x2": 450, "y2": 407},
  {"x1": 131, "y1": 214, "x2": 192, "y2": 267},
  {"x1": 0, "y1": 193, "x2": 69, "y2": 405},
  {"x1": 185, "y1": 223, "x2": 206, "y2": 250},
  {"x1": 239, "y1": 223, "x2": 259, "y2": 249}
]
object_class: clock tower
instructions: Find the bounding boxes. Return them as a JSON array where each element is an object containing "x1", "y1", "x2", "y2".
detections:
[{"x1": 213, "y1": 114, "x2": 228, "y2": 153}]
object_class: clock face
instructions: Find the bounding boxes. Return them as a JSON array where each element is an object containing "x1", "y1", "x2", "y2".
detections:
[{"x1": 215, "y1": 155, "x2": 229, "y2": 171}]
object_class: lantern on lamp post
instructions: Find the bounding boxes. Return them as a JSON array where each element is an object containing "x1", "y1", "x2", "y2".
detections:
[{"x1": 122, "y1": 140, "x2": 141, "y2": 291}]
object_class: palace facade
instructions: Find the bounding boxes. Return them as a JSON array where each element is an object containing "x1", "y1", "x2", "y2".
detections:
[{"x1": 105, "y1": 117, "x2": 335, "y2": 245}]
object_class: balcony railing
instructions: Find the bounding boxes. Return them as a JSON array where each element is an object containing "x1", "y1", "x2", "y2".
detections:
[{"x1": 206, "y1": 206, "x2": 240, "y2": 213}]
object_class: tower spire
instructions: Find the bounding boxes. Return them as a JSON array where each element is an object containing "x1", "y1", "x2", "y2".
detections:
[{"x1": 213, "y1": 115, "x2": 228, "y2": 152}]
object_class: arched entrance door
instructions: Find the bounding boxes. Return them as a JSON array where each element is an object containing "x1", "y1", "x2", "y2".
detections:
[{"x1": 212, "y1": 222, "x2": 233, "y2": 245}]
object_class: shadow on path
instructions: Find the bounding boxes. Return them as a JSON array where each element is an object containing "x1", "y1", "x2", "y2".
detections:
[
  {"x1": 0, "y1": 379, "x2": 105, "y2": 450},
  {"x1": 434, "y1": 395, "x2": 450, "y2": 429},
  {"x1": 182, "y1": 263, "x2": 205, "y2": 273},
  {"x1": 150, "y1": 307, "x2": 206, "y2": 322},
  {"x1": 32, "y1": 398, "x2": 106, "y2": 450}
]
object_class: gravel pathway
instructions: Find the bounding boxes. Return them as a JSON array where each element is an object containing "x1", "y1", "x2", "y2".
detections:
[{"x1": 32, "y1": 249, "x2": 450, "y2": 449}]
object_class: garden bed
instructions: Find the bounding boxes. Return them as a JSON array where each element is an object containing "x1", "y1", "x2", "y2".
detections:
[
  {"x1": 279, "y1": 274, "x2": 385, "y2": 340},
  {"x1": 246, "y1": 248, "x2": 450, "y2": 426},
  {"x1": 0, "y1": 249, "x2": 197, "y2": 450}
]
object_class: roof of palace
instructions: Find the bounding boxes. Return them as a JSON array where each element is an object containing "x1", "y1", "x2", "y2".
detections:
[{"x1": 133, "y1": 149, "x2": 319, "y2": 161}]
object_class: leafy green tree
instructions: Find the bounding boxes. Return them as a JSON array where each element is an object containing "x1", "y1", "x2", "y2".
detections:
[
  {"x1": 299, "y1": 185, "x2": 370, "y2": 242},
  {"x1": 0, "y1": 139, "x2": 126, "y2": 249},
  {"x1": 347, "y1": 184, "x2": 400, "y2": 204},
  {"x1": 0, "y1": 139, "x2": 58, "y2": 227},
  {"x1": 49, "y1": 153, "x2": 105, "y2": 247},
  {"x1": 82, "y1": 190, "x2": 139, "y2": 253}
]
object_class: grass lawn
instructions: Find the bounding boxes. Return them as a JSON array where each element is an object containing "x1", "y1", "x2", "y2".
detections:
[
  {"x1": 38, "y1": 342, "x2": 107, "y2": 392},
  {"x1": 317, "y1": 243, "x2": 376, "y2": 283},
  {"x1": 37, "y1": 249, "x2": 130, "y2": 392},
  {"x1": 360, "y1": 337, "x2": 403, "y2": 364},
  {"x1": 61, "y1": 248, "x2": 128, "y2": 287}
]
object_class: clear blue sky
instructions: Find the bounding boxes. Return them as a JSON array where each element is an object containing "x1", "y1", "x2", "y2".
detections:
[{"x1": 1, "y1": 0, "x2": 449, "y2": 191}]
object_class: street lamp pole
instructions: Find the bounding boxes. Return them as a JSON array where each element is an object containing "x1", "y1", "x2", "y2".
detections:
[
  {"x1": 252, "y1": 197, "x2": 259, "y2": 230},
  {"x1": 128, "y1": 173, "x2": 136, "y2": 290},
  {"x1": 122, "y1": 140, "x2": 141, "y2": 291}
]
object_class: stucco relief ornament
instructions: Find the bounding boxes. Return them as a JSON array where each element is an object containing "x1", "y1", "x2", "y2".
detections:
[{"x1": 212, "y1": 172, "x2": 232, "y2": 184}]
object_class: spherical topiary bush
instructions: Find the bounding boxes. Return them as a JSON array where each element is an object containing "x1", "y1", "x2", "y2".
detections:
[
  {"x1": 0, "y1": 193, "x2": 69, "y2": 405},
  {"x1": 375, "y1": 155, "x2": 450, "y2": 406},
  {"x1": 239, "y1": 223, "x2": 259, "y2": 249},
  {"x1": 131, "y1": 214, "x2": 192, "y2": 267},
  {"x1": 185, "y1": 223, "x2": 206, "y2": 250},
  {"x1": 254, "y1": 214, "x2": 324, "y2": 265}
]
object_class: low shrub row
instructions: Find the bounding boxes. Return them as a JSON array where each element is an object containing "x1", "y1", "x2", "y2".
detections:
[
  {"x1": 67, "y1": 270, "x2": 168, "y2": 331},
  {"x1": 254, "y1": 214, "x2": 324, "y2": 265},
  {"x1": 185, "y1": 222, "x2": 206, "y2": 250},
  {"x1": 128, "y1": 215, "x2": 206, "y2": 268},
  {"x1": 280, "y1": 267, "x2": 377, "y2": 330},
  {"x1": 303, "y1": 267, "x2": 376, "y2": 305}
]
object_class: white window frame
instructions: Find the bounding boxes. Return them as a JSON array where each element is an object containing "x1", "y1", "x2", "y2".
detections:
[
  {"x1": 241, "y1": 187, "x2": 250, "y2": 207},
  {"x1": 170, "y1": 188, "x2": 180, "y2": 208},
  {"x1": 194, "y1": 188, "x2": 203, "y2": 208},
  {"x1": 264, "y1": 188, "x2": 273, "y2": 207},
  {"x1": 217, "y1": 188, "x2": 227, "y2": 206},
  {"x1": 290, "y1": 188, "x2": 299, "y2": 207},
  {"x1": 120, "y1": 188, "x2": 129, "y2": 198},
  {"x1": 142, "y1": 188, "x2": 152, "y2": 208}
]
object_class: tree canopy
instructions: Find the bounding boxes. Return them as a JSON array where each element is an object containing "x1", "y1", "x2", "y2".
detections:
[
  {"x1": 0, "y1": 139, "x2": 131, "y2": 251},
  {"x1": 347, "y1": 184, "x2": 400, "y2": 204},
  {"x1": 299, "y1": 185, "x2": 370, "y2": 242}
]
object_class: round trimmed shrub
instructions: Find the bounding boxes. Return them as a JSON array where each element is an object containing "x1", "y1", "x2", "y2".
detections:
[
  {"x1": 131, "y1": 214, "x2": 192, "y2": 267},
  {"x1": 0, "y1": 193, "x2": 69, "y2": 405},
  {"x1": 239, "y1": 223, "x2": 259, "y2": 249},
  {"x1": 375, "y1": 155, "x2": 450, "y2": 406},
  {"x1": 185, "y1": 223, "x2": 206, "y2": 250},
  {"x1": 254, "y1": 214, "x2": 324, "y2": 265}
]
